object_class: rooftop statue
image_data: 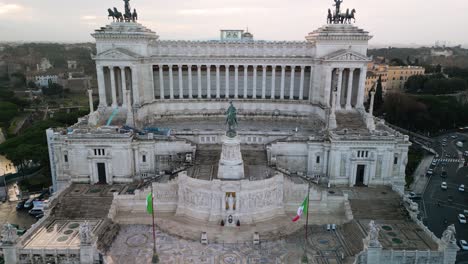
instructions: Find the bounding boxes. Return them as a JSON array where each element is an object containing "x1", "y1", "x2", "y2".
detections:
[
  {"x1": 327, "y1": 0, "x2": 356, "y2": 24},
  {"x1": 107, "y1": 0, "x2": 138, "y2": 22},
  {"x1": 225, "y1": 102, "x2": 238, "y2": 138}
]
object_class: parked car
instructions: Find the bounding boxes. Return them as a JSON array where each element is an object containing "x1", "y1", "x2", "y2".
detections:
[
  {"x1": 459, "y1": 214, "x2": 467, "y2": 224},
  {"x1": 28, "y1": 208, "x2": 43, "y2": 216},
  {"x1": 460, "y1": 184, "x2": 465, "y2": 192},
  {"x1": 460, "y1": 240, "x2": 468, "y2": 250},
  {"x1": 427, "y1": 169, "x2": 433, "y2": 176},
  {"x1": 16, "y1": 199, "x2": 27, "y2": 210},
  {"x1": 23, "y1": 198, "x2": 36, "y2": 209},
  {"x1": 451, "y1": 135, "x2": 458, "y2": 139},
  {"x1": 441, "y1": 182, "x2": 448, "y2": 190},
  {"x1": 35, "y1": 213, "x2": 44, "y2": 220},
  {"x1": 431, "y1": 160, "x2": 437, "y2": 166},
  {"x1": 441, "y1": 171, "x2": 447, "y2": 178}
]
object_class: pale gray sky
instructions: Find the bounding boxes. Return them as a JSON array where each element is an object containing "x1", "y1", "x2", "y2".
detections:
[{"x1": 0, "y1": 0, "x2": 467, "y2": 46}]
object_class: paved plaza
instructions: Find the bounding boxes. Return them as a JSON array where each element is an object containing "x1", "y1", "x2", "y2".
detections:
[{"x1": 105, "y1": 224, "x2": 357, "y2": 264}]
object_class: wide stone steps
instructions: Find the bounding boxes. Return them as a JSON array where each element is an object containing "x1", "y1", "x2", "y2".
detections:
[
  {"x1": 115, "y1": 212, "x2": 304, "y2": 243},
  {"x1": 52, "y1": 197, "x2": 114, "y2": 219}
]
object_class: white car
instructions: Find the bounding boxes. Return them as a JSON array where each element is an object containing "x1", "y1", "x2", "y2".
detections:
[
  {"x1": 460, "y1": 184, "x2": 465, "y2": 192},
  {"x1": 459, "y1": 214, "x2": 467, "y2": 224},
  {"x1": 451, "y1": 135, "x2": 458, "y2": 139},
  {"x1": 460, "y1": 240, "x2": 468, "y2": 250},
  {"x1": 431, "y1": 160, "x2": 437, "y2": 166},
  {"x1": 441, "y1": 182, "x2": 448, "y2": 190}
]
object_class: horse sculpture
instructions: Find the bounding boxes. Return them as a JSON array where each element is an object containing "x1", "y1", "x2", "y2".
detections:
[
  {"x1": 346, "y1": 9, "x2": 356, "y2": 24},
  {"x1": 327, "y1": 9, "x2": 333, "y2": 24},
  {"x1": 132, "y1": 9, "x2": 138, "y2": 22},
  {"x1": 108, "y1": 8, "x2": 115, "y2": 21},
  {"x1": 113, "y1": 7, "x2": 123, "y2": 22}
]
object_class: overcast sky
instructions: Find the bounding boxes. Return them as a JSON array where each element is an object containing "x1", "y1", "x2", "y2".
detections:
[{"x1": 1, "y1": 0, "x2": 467, "y2": 46}]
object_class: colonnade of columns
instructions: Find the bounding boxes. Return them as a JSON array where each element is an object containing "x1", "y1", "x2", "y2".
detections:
[
  {"x1": 153, "y1": 64, "x2": 311, "y2": 100},
  {"x1": 96, "y1": 65, "x2": 134, "y2": 108},
  {"x1": 324, "y1": 66, "x2": 366, "y2": 109}
]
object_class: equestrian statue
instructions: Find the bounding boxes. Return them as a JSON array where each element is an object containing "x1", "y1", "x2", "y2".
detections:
[
  {"x1": 107, "y1": 0, "x2": 138, "y2": 22},
  {"x1": 326, "y1": 0, "x2": 356, "y2": 24}
]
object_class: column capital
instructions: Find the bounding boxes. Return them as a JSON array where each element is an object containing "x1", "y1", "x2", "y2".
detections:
[
  {"x1": 281, "y1": 65, "x2": 286, "y2": 69},
  {"x1": 349, "y1": 67, "x2": 356, "y2": 72},
  {"x1": 177, "y1": 64, "x2": 182, "y2": 68},
  {"x1": 119, "y1": 66, "x2": 126, "y2": 70},
  {"x1": 187, "y1": 64, "x2": 193, "y2": 68},
  {"x1": 215, "y1": 65, "x2": 220, "y2": 69},
  {"x1": 338, "y1": 67, "x2": 344, "y2": 72},
  {"x1": 234, "y1": 65, "x2": 239, "y2": 69},
  {"x1": 301, "y1": 65, "x2": 306, "y2": 70}
]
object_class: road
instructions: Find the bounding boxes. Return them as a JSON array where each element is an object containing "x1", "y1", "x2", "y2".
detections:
[{"x1": 417, "y1": 132, "x2": 468, "y2": 263}]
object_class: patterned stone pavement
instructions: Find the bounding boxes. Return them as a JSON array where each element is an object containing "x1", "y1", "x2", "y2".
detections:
[{"x1": 105, "y1": 224, "x2": 356, "y2": 264}]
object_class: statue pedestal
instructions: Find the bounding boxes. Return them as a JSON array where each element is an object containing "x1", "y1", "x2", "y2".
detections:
[{"x1": 218, "y1": 135, "x2": 244, "y2": 180}]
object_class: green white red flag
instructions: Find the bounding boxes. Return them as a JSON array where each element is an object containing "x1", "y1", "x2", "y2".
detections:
[
  {"x1": 292, "y1": 194, "x2": 309, "y2": 222},
  {"x1": 146, "y1": 192, "x2": 153, "y2": 214}
]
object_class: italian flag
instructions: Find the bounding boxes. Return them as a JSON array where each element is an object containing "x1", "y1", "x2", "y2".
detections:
[
  {"x1": 146, "y1": 192, "x2": 153, "y2": 214},
  {"x1": 292, "y1": 195, "x2": 309, "y2": 222}
]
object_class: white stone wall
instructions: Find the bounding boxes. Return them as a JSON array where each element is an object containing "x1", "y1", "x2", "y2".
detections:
[{"x1": 109, "y1": 172, "x2": 349, "y2": 226}]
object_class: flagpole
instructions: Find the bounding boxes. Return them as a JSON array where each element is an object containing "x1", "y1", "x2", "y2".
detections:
[
  {"x1": 303, "y1": 182, "x2": 310, "y2": 263},
  {"x1": 151, "y1": 182, "x2": 159, "y2": 263}
]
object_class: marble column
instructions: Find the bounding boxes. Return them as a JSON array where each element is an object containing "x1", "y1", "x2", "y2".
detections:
[
  {"x1": 345, "y1": 68, "x2": 355, "y2": 110},
  {"x1": 271, "y1": 66, "x2": 276, "y2": 99},
  {"x1": 158, "y1": 65, "x2": 165, "y2": 99},
  {"x1": 197, "y1": 65, "x2": 202, "y2": 99},
  {"x1": 109, "y1": 66, "x2": 117, "y2": 107},
  {"x1": 225, "y1": 65, "x2": 230, "y2": 98},
  {"x1": 130, "y1": 66, "x2": 140, "y2": 107},
  {"x1": 280, "y1": 65, "x2": 286, "y2": 99},
  {"x1": 188, "y1": 65, "x2": 193, "y2": 99},
  {"x1": 356, "y1": 67, "x2": 367, "y2": 109},
  {"x1": 243, "y1": 65, "x2": 248, "y2": 98},
  {"x1": 336, "y1": 68, "x2": 344, "y2": 110},
  {"x1": 120, "y1": 66, "x2": 127, "y2": 107},
  {"x1": 289, "y1": 66, "x2": 295, "y2": 100},
  {"x1": 324, "y1": 66, "x2": 332, "y2": 107},
  {"x1": 262, "y1": 65, "x2": 266, "y2": 99},
  {"x1": 234, "y1": 65, "x2": 239, "y2": 99},
  {"x1": 169, "y1": 65, "x2": 174, "y2": 99},
  {"x1": 252, "y1": 65, "x2": 257, "y2": 98},
  {"x1": 299, "y1": 66, "x2": 305, "y2": 100},
  {"x1": 216, "y1": 65, "x2": 220, "y2": 98},
  {"x1": 96, "y1": 65, "x2": 107, "y2": 107},
  {"x1": 178, "y1": 64, "x2": 183, "y2": 99},
  {"x1": 87, "y1": 89, "x2": 94, "y2": 113},
  {"x1": 207, "y1": 66, "x2": 211, "y2": 99}
]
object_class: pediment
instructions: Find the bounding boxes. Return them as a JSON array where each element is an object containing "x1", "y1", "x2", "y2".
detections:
[
  {"x1": 96, "y1": 48, "x2": 139, "y2": 60},
  {"x1": 322, "y1": 50, "x2": 370, "y2": 62}
]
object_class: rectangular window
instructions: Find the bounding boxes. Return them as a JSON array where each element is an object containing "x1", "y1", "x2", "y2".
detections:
[
  {"x1": 64, "y1": 155, "x2": 68, "y2": 163},
  {"x1": 94, "y1": 149, "x2": 97, "y2": 156},
  {"x1": 394, "y1": 157, "x2": 398, "y2": 165},
  {"x1": 316, "y1": 156, "x2": 320, "y2": 164},
  {"x1": 142, "y1": 155, "x2": 146, "y2": 163}
]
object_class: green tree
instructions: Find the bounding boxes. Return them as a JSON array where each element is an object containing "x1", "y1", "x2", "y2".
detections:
[
  {"x1": 27, "y1": 81, "x2": 37, "y2": 89},
  {"x1": 10, "y1": 72, "x2": 26, "y2": 88},
  {"x1": 374, "y1": 75, "x2": 384, "y2": 112},
  {"x1": 42, "y1": 82, "x2": 64, "y2": 96}
]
